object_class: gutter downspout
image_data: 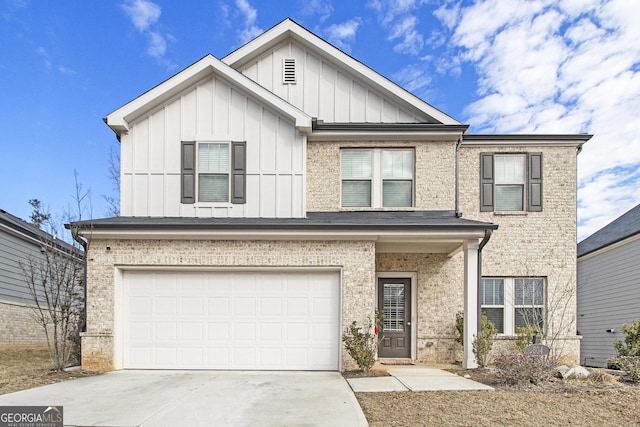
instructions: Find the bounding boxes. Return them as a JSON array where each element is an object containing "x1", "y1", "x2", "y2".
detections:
[
  {"x1": 477, "y1": 229, "x2": 493, "y2": 334},
  {"x1": 455, "y1": 135, "x2": 463, "y2": 217},
  {"x1": 71, "y1": 226, "x2": 89, "y2": 333}
]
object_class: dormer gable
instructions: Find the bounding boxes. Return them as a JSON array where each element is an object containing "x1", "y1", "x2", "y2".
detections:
[{"x1": 223, "y1": 18, "x2": 460, "y2": 125}]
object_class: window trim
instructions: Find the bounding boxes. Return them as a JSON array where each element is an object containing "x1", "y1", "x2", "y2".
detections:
[
  {"x1": 197, "y1": 142, "x2": 231, "y2": 203},
  {"x1": 341, "y1": 148, "x2": 415, "y2": 208},
  {"x1": 181, "y1": 140, "x2": 246, "y2": 205},
  {"x1": 481, "y1": 277, "x2": 546, "y2": 336},
  {"x1": 480, "y1": 152, "x2": 543, "y2": 213}
]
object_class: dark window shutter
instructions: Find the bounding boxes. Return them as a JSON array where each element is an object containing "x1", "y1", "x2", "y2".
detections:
[
  {"x1": 181, "y1": 141, "x2": 196, "y2": 204},
  {"x1": 480, "y1": 153, "x2": 494, "y2": 212},
  {"x1": 528, "y1": 153, "x2": 543, "y2": 212},
  {"x1": 231, "y1": 141, "x2": 246, "y2": 204}
]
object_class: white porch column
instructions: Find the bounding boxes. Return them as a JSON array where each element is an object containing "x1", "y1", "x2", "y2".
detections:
[{"x1": 463, "y1": 239, "x2": 480, "y2": 369}]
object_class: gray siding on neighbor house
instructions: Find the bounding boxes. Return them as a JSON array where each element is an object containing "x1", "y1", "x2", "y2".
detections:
[
  {"x1": 577, "y1": 236, "x2": 640, "y2": 367},
  {"x1": 0, "y1": 227, "x2": 43, "y2": 305}
]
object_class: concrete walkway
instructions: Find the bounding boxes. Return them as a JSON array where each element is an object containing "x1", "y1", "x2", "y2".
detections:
[
  {"x1": 346, "y1": 367, "x2": 494, "y2": 392},
  {"x1": 0, "y1": 370, "x2": 367, "y2": 427}
]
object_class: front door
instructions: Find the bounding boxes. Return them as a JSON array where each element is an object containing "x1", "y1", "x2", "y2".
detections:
[{"x1": 377, "y1": 278, "x2": 411, "y2": 358}]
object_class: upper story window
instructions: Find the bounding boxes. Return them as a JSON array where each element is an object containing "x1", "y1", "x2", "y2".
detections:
[
  {"x1": 480, "y1": 152, "x2": 542, "y2": 212},
  {"x1": 181, "y1": 141, "x2": 246, "y2": 205},
  {"x1": 341, "y1": 149, "x2": 414, "y2": 208},
  {"x1": 198, "y1": 143, "x2": 229, "y2": 202}
]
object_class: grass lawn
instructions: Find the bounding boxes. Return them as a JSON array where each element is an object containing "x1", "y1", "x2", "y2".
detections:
[{"x1": 0, "y1": 346, "x2": 90, "y2": 395}]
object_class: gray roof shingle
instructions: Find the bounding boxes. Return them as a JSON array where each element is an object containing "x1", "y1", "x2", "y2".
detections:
[
  {"x1": 578, "y1": 204, "x2": 640, "y2": 257},
  {"x1": 70, "y1": 210, "x2": 497, "y2": 231}
]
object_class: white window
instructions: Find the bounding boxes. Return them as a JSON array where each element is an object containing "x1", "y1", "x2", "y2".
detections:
[
  {"x1": 198, "y1": 143, "x2": 230, "y2": 202},
  {"x1": 494, "y1": 154, "x2": 525, "y2": 211},
  {"x1": 341, "y1": 149, "x2": 414, "y2": 208},
  {"x1": 480, "y1": 277, "x2": 545, "y2": 335}
]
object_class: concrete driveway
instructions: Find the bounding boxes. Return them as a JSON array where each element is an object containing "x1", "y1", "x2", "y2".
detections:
[{"x1": 0, "y1": 370, "x2": 367, "y2": 426}]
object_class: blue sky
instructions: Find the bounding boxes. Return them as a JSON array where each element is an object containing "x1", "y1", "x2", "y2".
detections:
[{"x1": 1, "y1": 0, "x2": 639, "y2": 241}]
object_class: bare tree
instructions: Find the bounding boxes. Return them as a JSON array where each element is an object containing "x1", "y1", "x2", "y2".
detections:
[
  {"x1": 102, "y1": 140, "x2": 120, "y2": 217},
  {"x1": 21, "y1": 175, "x2": 89, "y2": 370},
  {"x1": 20, "y1": 234, "x2": 84, "y2": 370}
]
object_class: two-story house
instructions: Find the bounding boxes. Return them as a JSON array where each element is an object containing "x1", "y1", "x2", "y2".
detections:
[{"x1": 71, "y1": 18, "x2": 588, "y2": 372}]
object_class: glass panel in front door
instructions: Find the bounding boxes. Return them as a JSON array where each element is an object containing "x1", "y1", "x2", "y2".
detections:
[{"x1": 383, "y1": 284, "x2": 405, "y2": 332}]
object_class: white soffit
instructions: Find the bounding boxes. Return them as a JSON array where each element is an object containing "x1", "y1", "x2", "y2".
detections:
[{"x1": 222, "y1": 18, "x2": 461, "y2": 126}]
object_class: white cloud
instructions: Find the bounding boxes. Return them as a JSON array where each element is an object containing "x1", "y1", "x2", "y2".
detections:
[
  {"x1": 299, "y1": 0, "x2": 334, "y2": 23},
  {"x1": 433, "y1": 0, "x2": 640, "y2": 240},
  {"x1": 388, "y1": 15, "x2": 424, "y2": 55},
  {"x1": 325, "y1": 18, "x2": 362, "y2": 52},
  {"x1": 393, "y1": 64, "x2": 432, "y2": 93},
  {"x1": 233, "y1": 0, "x2": 263, "y2": 45},
  {"x1": 235, "y1": 0, "x2": 257, "y2": 26},
  {"x1": 367, "y1": 0, "x2": 427, "y2": 56},
  {"x1": 121, "y1": 0, "x2": 161, "y2": 32},
  {"x1": 121, "y1": 0, "x2": 175, "y2": 68}
]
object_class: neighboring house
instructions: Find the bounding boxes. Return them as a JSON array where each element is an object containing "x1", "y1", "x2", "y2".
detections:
[
  {"x1": 0, "y1": 209, "x2": 80, "y2": 346},
  {"x1": 71, "y1": 18, "x2": 589, "y2": 372},
  {"x1": 578, "y1": 204, "x2": 640, "y2": 367}
]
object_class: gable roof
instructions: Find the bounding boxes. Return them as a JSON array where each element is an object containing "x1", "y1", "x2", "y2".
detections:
[
  {"x1": 223, "y1": 18, "x2": 460, "y2": 126},
  {"x1": 106, "y1": 54, "x2": 312, "y2": 138},
  {"x1": 578, "y1": 204, "x2": 640, "y2": 257}
]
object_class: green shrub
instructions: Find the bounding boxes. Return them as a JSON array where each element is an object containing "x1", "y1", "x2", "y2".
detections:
[
  {"x1": 342, "y1": 317, "x2": 379, "y2": 373},
  {"x1": 473, "y1": 313, "x2": 498, "y2": 367},
  {"x1": 515, "y1": 326, "x2": 544, "y2": 352},
  {"x1": 609, "y1": 320, "x2": 640, "y2": 383},
  {"x1": 615, "y1": 356, "x2": 640, "y2": 383},
  {"x1": 613, "y1": 320, "x2": 640, "y2": 357}
]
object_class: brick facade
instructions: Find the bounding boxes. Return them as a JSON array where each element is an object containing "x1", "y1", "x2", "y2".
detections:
[
  {"x1": 376, "y1": 252, "x2": 465, "y2": 363},
  {"x1": 82, "y1": 239, "x2": 376, "y2": 371},
  {"x1": 306, "y1": 140, "x2": 456, "y2": 212},
  {"x1": 459, "y1": 145, "x2": 581, "y2": 364},
  {"x1": 0, "y1": 301, "x2": 48, "y2": 346}
]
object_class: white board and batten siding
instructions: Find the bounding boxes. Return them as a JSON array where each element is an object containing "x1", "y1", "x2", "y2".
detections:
[
  {"x1": 120, "y1": 75, "x2": 305, "y2": 218},
  {"x1": 238, "y1": 40, "x2": 427, "y2": 124},
  {"x1": 577, "y1": 236, "x2": 640, "y2": 367}
]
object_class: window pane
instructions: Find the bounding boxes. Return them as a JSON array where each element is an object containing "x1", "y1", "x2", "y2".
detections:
[
  {"x1": 482, "y1": 308, "x2": 504, "y2": 333},
  {"x1": 515, "y1": 279, "x2": 545, "y2": 306},
  {"x1": 199, "y1": 143, "x2": 229, "y2": 172},
  {"x1": 481, "y1": 279, "x2": 504, "y2": 305},
  {"x1": 342, "y1": 150, "x2": 372, "y2": 178},
  {"x1": 199, "y1": 174, "x2": 229, "y2": 202},
  {"x1": 515, "y1": 308, "x2": 544, "y2": 329},
  {"x1": 495, "y1": 155, "x2": 524, "y2": 184},
  {"x1": 383, "y1": 284, "x2": 405, "y2": 332},
  {"x1": 382, "y1": 150, "x2": 413, "y2": 179},
  {"x1": 383, "y1": 180, "x2": 412, "y2": 207},
  {"x1": 495, "y1": 185, "x2": 524, "y2": 211},
  {"x1": 342, "y1": 181, "x2": 371, "y2": 207}
]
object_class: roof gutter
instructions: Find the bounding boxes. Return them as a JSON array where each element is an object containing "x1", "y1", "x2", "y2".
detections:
[
  {"x1": 455, "y1": 135, "x2": 462, "y2": 217},
  {"x1": 70, "y1": 225, "x2": 89, "y2": 333}
]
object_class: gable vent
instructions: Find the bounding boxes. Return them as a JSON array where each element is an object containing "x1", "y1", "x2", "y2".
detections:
[{"x1": 283, "y1": 58, "x2": 296, "y2": 84}]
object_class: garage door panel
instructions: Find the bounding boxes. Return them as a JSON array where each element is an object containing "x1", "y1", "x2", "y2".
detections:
[
  {"x1": 156, "y1": 323, "x2": 177, "y2": 340},
  {"x1": 286, "y1": 298, "x2": 309, "y2": 315},
  {"x1": 234, "y1": 297, "x2": 256, "y2": 315},
  {"x1": 123, "y1": 270, "x2": 340, "y2": 370},
  {"x1": 260, "y1": 323, "x2": 282, "y2": 342}
]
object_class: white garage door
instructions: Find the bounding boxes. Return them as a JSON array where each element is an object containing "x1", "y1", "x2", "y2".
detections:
[{"x1": 123, "y1": 270, "x2": 340, "y2": 370}]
